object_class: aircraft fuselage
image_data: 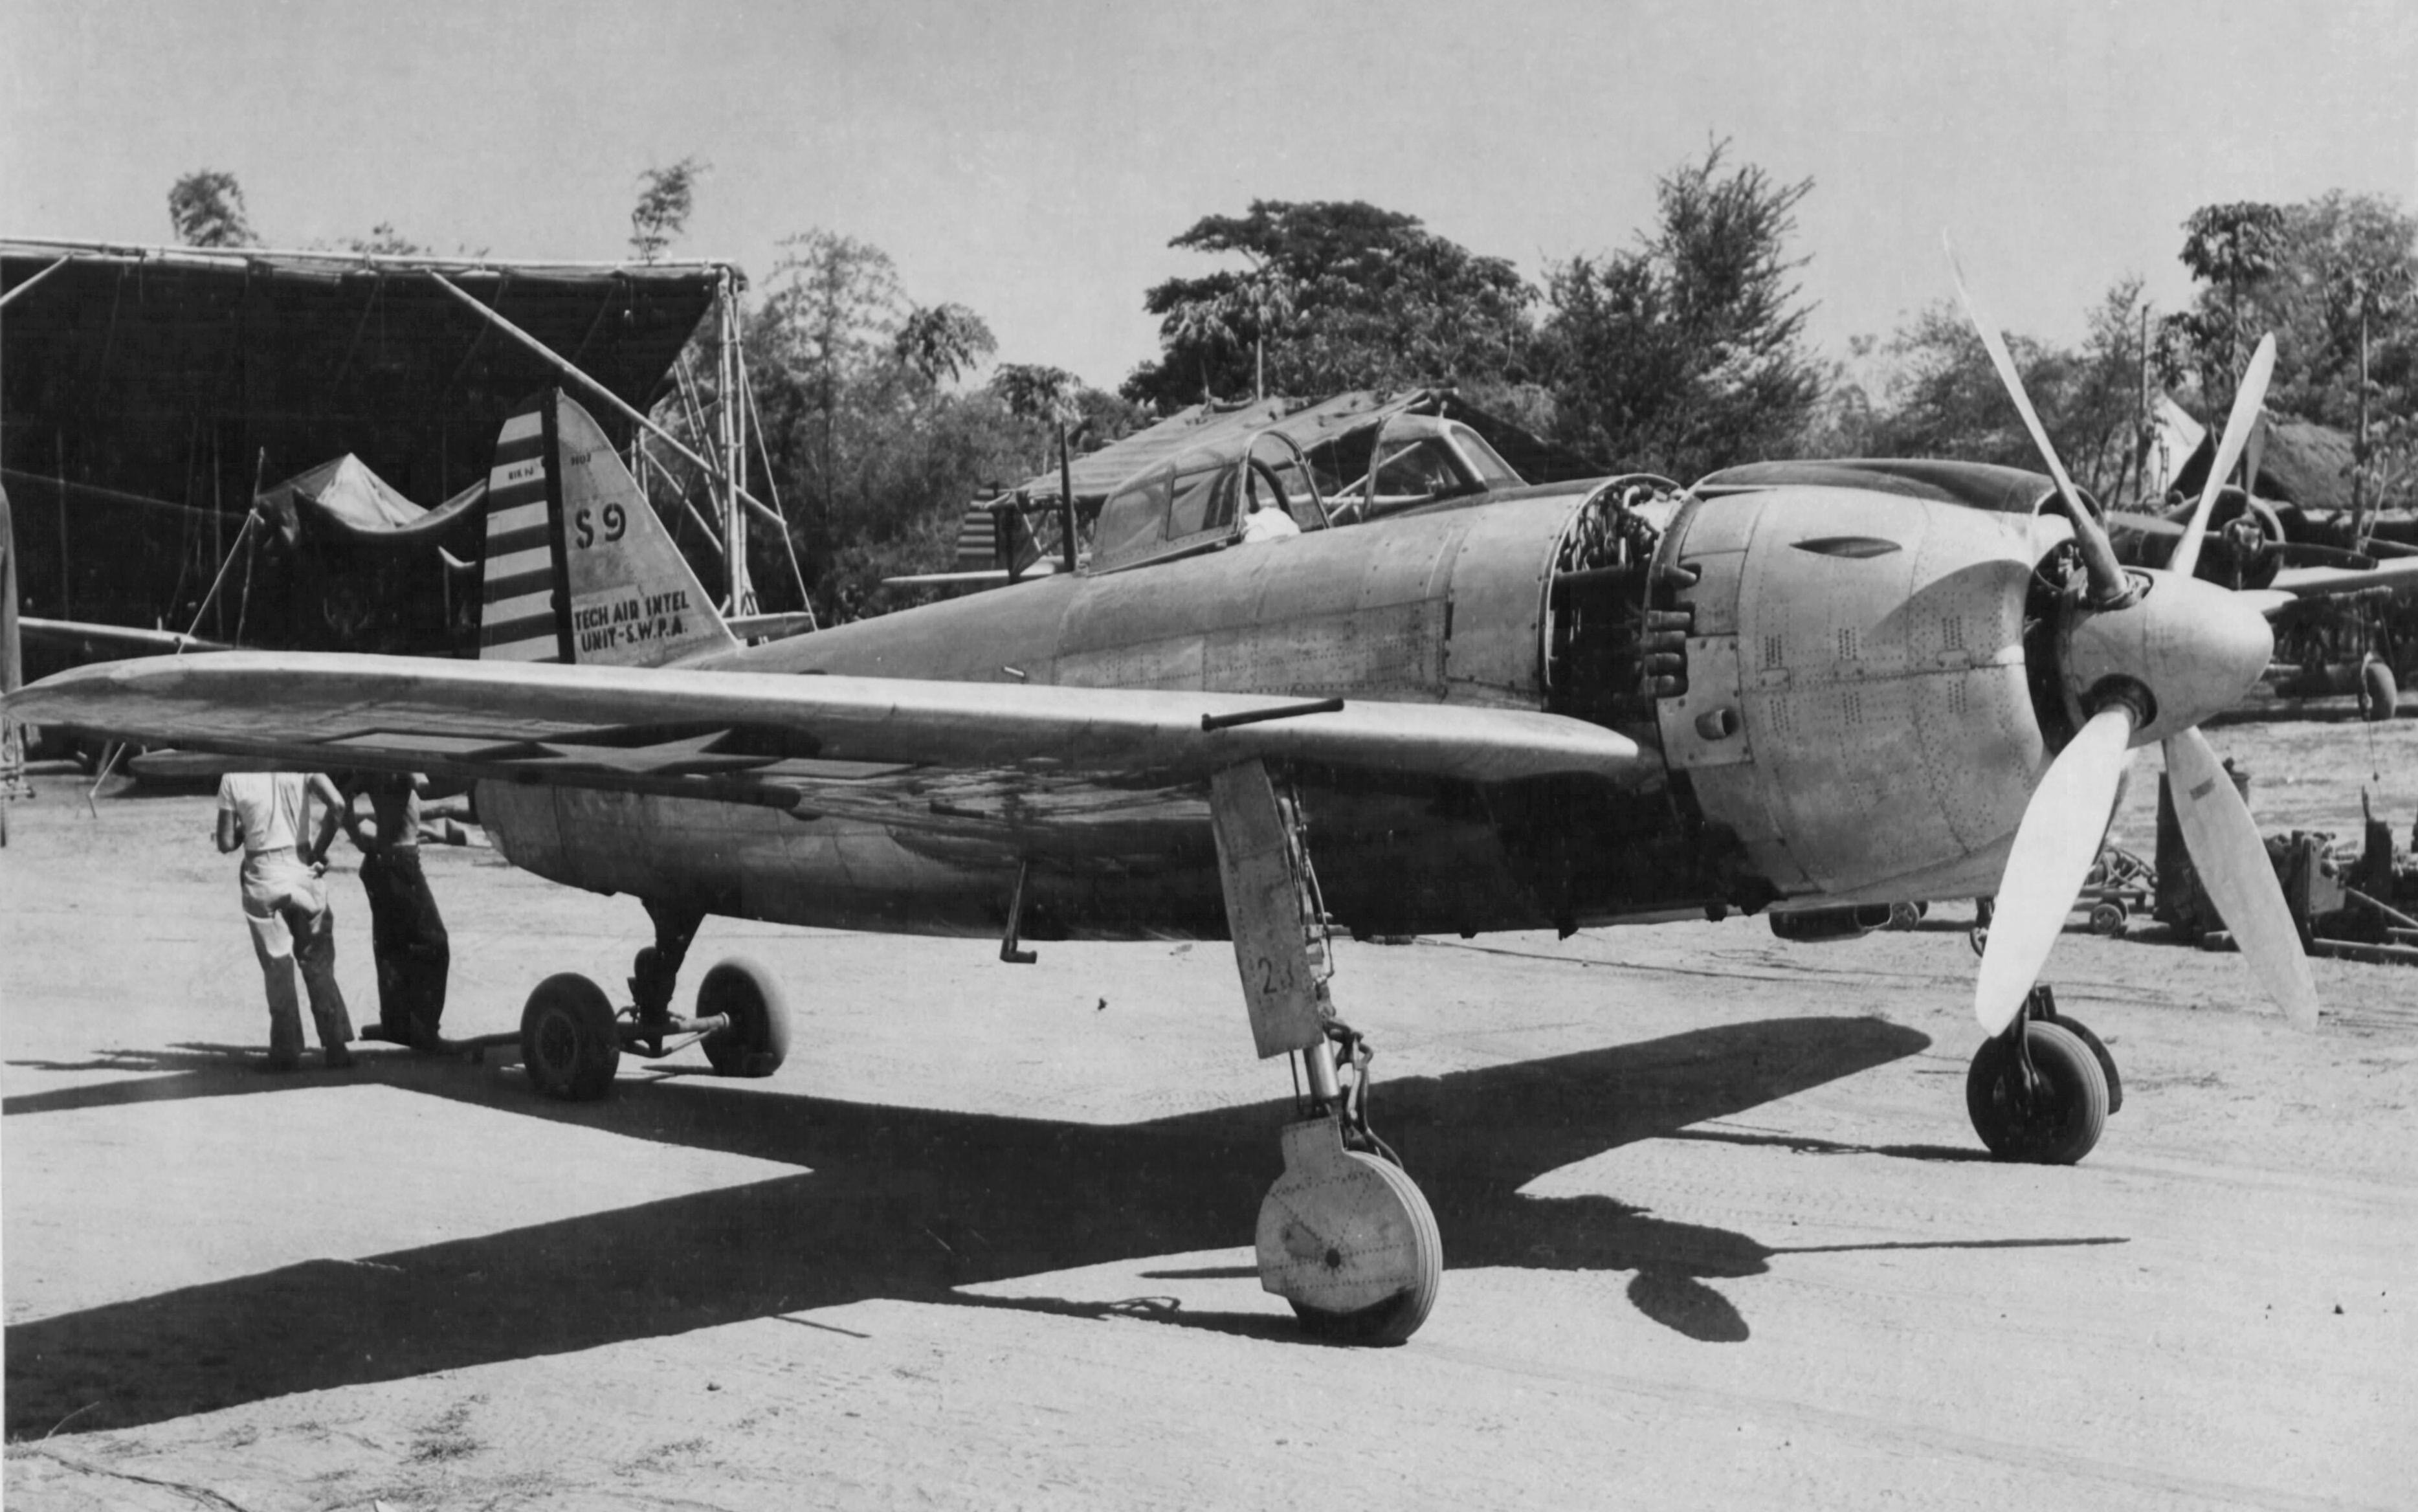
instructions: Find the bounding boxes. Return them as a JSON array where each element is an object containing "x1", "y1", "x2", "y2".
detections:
[{"x1": 480, "y1": 482, "x2": 2071, "y2": 943}]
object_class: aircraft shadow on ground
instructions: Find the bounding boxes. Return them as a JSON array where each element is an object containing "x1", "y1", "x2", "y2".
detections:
[
  {"x1": 4, "y1": 1044, "x2": 305, "y2": 1116},
  {"x1": 6, "y1": 1013, "x2": 2131, "y2": 1438}
]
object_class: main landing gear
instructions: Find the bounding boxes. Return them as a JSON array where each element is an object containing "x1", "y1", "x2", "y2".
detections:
[
  {"x1": 1258, "y1": 1022, "x2": 1443, "y2": 1344},
  {"x1": 1965, "y1": 984, "x2": 2122, "y2": 1164},
  {"x1": 1210, "y1": 760, "x2": 1443, "y2": 1345},
  {"x1": 494, "y1": 901, "x2": 790, "y2": 1101}
]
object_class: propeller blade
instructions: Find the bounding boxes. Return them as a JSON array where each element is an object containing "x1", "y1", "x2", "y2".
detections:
[
  {"x1": 1942, "y1": 234, "x2": 2131, "y2": 603},
  {"x1": 1975, "y1": 706, "x2": 2136, "y2": 1033},
  {"x1": 2168, "y1": 334, "x2": 2278, "y2": 581},
  {"x1": 2162, "y1": 726, "x2": 2320, "y2": 1027}
]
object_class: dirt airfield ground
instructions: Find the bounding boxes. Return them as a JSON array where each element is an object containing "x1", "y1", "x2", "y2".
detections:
[{"x1": 4, "y1": 709, "x2": 2415, "y2": 1510}]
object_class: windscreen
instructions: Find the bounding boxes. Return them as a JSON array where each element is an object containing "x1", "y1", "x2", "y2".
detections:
[{"x1": 1091, "y1": 446, "x2": 1247, "y2": 572}]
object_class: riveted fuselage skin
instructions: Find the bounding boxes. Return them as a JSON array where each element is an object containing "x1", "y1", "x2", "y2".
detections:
[{"x1": 480, "y1": 482, "x2": 2073, "y2": 940}]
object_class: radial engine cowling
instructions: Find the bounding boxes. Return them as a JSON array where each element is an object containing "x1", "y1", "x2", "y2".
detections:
[{"x1": 1650, "y1": 484, "x2": 2070, "y2": 908}]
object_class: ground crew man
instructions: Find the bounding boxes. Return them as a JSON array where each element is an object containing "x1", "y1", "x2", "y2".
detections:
[
  {"x1": 344, "y1": 771, "x2": 452, "y2": 1050},
  {"x1": 215, "y1": 770, "x2": 353, "y2": 1070}
]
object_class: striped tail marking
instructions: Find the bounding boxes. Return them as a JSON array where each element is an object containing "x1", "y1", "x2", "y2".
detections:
[{"x1": 478, "y1": 403, "x2": 566, "y2": 662}]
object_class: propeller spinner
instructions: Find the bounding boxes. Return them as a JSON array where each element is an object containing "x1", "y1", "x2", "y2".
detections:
[{"x1": 1945, "y1": 241, "x2": 2316, "y2": 1034}]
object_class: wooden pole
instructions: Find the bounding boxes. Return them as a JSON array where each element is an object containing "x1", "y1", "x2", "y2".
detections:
[
  {"x1": 0, "y1": 254, "x2": 72, "y2": 312},
  {"x1": 2353, "y1": 305, "x2": 2370, "y2": 544},
  {"x1": 736, "y1": 341, "x2": 815, "y2": 625},
  {"x1": 420, "y1": 269, "x2": 786, "y2": 533},
  {"x1": 182, "y1": 511, "x2": 255, "y2": 650},
  {"x1": 55, "y1": 432, "x2": 69, "y2": 619},
  {"x1": 2312, "y1": 937, "x2": 2418, "y2": 967},
  {"x1": 2131, "y1": 303, "x2": 2151, "y2": 508},
  {"x1": 718, "y1": 269, "x2": 752, "y2": 616},
  {"x1": 1058, "y1": 421, "x2": 1079, "y2": 575}
]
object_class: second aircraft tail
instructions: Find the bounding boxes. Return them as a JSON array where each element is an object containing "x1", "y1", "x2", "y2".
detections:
[{"x1": 477, "y1": 389, "x2": 738, "y2": 669}]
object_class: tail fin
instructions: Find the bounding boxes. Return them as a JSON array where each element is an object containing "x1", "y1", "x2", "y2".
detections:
[{"x1": 477, "y1": 390, "x2": 738, "y2": 667}]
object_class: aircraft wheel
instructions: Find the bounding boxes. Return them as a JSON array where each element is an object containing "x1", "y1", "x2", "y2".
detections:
[
  {"x1": 1966, "y1": 1021, "x2": 2107, "y2": 1164},
  {"x1": 698, "y1": 957, "x2": 791, "y2": 1078},
  {"x1": 2046, "y1": 1012, "x2": 2124, "y2": 1117},
  {"x1": 521, "y1": 972, "x2": 621, "y2": 1100},
  {"x1": 2359, "y1": 660, "x2": 2398, "y2": 722},
  {"x1": 1258, "y1": 1119, "x2": 1442, "y2": 1346}
]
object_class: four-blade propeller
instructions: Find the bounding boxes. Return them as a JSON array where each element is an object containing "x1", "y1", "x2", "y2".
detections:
[{"x1": 1944, "y1": 238, "x2": 2317, "y2": 1034}]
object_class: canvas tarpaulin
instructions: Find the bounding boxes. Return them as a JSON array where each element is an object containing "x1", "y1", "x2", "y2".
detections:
[{"x1": 254, "y1": 455, "x2": 487, "y2": 549}]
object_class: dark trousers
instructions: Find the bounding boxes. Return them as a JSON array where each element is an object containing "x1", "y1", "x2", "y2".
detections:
[{"x1": 360, "y1": 847, "x2": 449, "y2": 1040}]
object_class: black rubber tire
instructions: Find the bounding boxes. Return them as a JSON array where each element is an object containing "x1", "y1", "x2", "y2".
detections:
[
  {"x1": 1966, "y1": 1021, "x2": 2109, "y2": 1164},
  {"x1": 2088, "y1": 900, "x2": 2127, "y2": 937},
  {"x1": 1286, "y1": 1151, "x2": 1443, "y2": 1346},
  {"x1": 698, "y1": 957, "x2": 792, "y2": 1078},
  {"x1": 2048, "y1": 1012, "x2": 2124, "y2": 1118},
  {"x1": 520, "y1": 972, "x2": 621, "y2": 1101},
  {"x1": 2359, "y1": 661, "x2": 2398, "y2": 723}
]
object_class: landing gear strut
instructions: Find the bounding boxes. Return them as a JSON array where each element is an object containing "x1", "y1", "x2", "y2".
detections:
[
  {"x1": 1966, "y1": 984, "x2": 2118, "y2": 1163},
  {"x1": 1210, "y1": 759, "x2": 1442, "y2": 1344}
]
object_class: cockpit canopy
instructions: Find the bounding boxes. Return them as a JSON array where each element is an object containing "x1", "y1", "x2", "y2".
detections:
[
  {"x1": 1085, "y1": 411, "x2": 1529, "y2": 576},
  {"x1": 1091, "y1": 430, "x2": 1327, "y2": 574},
  {"x1": 1326, "y1": 415, "x2": 1521, "y2": 525}
]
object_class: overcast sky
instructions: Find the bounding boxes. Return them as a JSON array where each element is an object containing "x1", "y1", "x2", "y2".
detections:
[{"x1": 6, "y1": 0, "x2": 2414, "y2": 392}]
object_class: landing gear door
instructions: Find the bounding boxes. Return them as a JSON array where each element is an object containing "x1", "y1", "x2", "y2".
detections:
[{"x1": 1654, "y1": 495, "x2": 1760, "y2": 770}]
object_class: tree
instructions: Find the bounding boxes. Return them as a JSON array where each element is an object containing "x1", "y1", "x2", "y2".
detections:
[
  {"x1": 1535, "y1": 142, "x2": 1823, "y2": 479},
  {"x1": 629, "y1": 157, "x2": 707, "y2": 263},
  {"x1": 716, "y1": 230, "x2": 1094, "y2": 622},
  {"x1": 2162, "y1": 193, "x2": 2418, "y2": 513},
  {"x1": 348, "y1": 223, "x2": 425, "y2": 256},
  {"x1": 2161, "y1": 201, "x2": 2289, "y2": 421},
  {"x1": 1834, "y1": 278, "x2": 2152, "y2": 503},
  {"x1": 894, "y1": 302, "x2": 997, "y2": 385},
  {"x1": 1123, "y1": 199, "x2": 1533, "y2": 407},
  {"x1": 992, "y1": 362, "x2": 1078, "y2": 427},
  {"x1": 168, "y1": 170, "x2": 259, "y2": 249},
  {"x1": 753, "y1": 230, "x2": 909, "y2": 515}
]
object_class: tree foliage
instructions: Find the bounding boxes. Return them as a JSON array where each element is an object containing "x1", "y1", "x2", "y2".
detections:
[
  {"x1": 894, "y1": 302, "x2": 997, "y2": 385},
  {"x1": 168, "y1": 170, "x2": 259, "y2": 248},
  {"x1": 1535, "y1": 142, "x2": 1824, "y2": 480},
  {"x1": 1122, "y1": 200, "x2": 1533, "y2": 406},
  {"x1": 2158, "y1": 193, "x2": 2418, "y2": 509},
  {"x1": 1828, "y1": 279, "x2": 2152, "y2": 501},
  {"x1": 348, "y1": 223, "x2": 425, "y2": 256},
  {"x1": 630, "y1": 157, "x2": 707, "y2": 263},
  {"x1": 640, "y1": 230, "x2": 1134, "y2": 623}
]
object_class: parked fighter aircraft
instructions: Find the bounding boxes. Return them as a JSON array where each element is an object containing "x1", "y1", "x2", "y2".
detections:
[{"x1": 3, "y1": 265, "x2": 2366, "y2": 1346}]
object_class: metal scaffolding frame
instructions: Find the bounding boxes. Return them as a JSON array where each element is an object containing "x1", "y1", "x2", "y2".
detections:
[
  {"x1": 423, "y1": 265, "x2": 807, "y2": 624},
  {"x1": 3, "y1": 239, "x2": 816, "y2": 645}
]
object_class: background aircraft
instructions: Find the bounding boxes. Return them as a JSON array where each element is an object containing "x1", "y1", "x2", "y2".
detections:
[{"x1": 12, "y1": 271, "x2": 2397, "y2": 1346}]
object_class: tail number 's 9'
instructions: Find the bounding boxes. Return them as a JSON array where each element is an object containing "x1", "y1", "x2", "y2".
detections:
[{"x1": 573, "y1": 504, "x2": 627, "y2": 550}]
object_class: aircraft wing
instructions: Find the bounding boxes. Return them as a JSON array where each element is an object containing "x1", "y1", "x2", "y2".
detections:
[
  {"x1": 5, "y1": 651, "x2": 1638, "y2": 832},
  {"x1": 2263, "y1": 556, "x2": 2418, "y2": 603}
]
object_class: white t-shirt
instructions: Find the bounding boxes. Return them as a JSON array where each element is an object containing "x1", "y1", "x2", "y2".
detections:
[
  {"x1": 1241, "y1": 507, "x2": 1302, "y2": 543},
  {"x1": 217, "y1": 772, "x2": 309, "y2": 854}
]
